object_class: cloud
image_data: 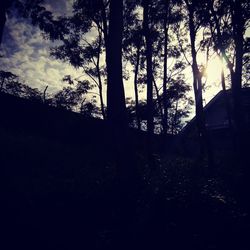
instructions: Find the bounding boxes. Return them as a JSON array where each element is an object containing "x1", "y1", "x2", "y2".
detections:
[
  {"x1": 0, "y1": 0, "x2": 135, "y2": 106},
  {"x1": 0, "y1": 12, "x2": 80, "y2": 94}
]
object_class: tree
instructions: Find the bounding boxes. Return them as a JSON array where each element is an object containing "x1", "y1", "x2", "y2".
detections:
[
  {"x1": 159, "y1": 77, "x2": 193, "y2": 135},
  {"x1": 106, "y1": 0, "x2": 127, "y2": 130},
  {"x1": 206, "y1": 0, "x2": 250, "y2": 161},
  {"x1": 51, "y1": 30, "x2": 107, "y2": 119},
  {"x1": 123, "y1": 13, "x2": 144, "y2": 130},
  {"x1": 106, "y1": 0, "x2": 136, "y2": 182},
  {"x1": 173, "y1": 0, "x2": 214, "y2": 166},
  {"x1": 53, "y1": 75, "x2": 94, "y2": 113},
  {"x1": 0, "y1": 70, "x2": 43, "y2": 101},
  {"x1": 142, "y1": 0, "x2": 155, "y2": 168},
  {"x1": 0, "y1": 70, "x2": 18, "y2": 92},
  {"x1": 162, "y1": 0, "x2": 171, "y2": 135}
]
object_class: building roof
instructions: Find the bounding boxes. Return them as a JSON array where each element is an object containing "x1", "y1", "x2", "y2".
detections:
[{"x1": 180, "y1": 87, "x2": 250, "y2": 135}]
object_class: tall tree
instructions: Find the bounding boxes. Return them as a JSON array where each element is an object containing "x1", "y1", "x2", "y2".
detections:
[
  {"x1": 143, "y1": 0, "x2": 155, "y2": 167},
  {"x1": 106, "y1": 0, "x2": 127, "y2": 129},
  {"x1": 162, "y1": 0, "x2": 171, "y2": 135},
  {"x1": 183, "y1": 0, "x2": 214, "y2": 166},
  {"x1": 207, "y1": 0, "x2": 250, "y2": 162},
  {"x1": 123, "y1": 20, "x2": 144, "y2": 130}
]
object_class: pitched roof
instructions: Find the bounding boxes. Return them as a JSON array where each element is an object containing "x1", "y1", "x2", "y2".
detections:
[{"x1": 180, "y1": 87, "x2": 250, "y2": 135}]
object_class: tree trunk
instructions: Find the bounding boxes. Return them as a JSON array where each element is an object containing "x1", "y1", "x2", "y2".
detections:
[
  {"x1": 106, "y1": 0, "x2": 127, "y2": 128},
  {"x1": 101, "y1": 0, "x2": 108, "y2": 50},
  {"x1": 208, "y1": 0, "x2": 241, "y2": 166},
  {"x1": 220, "y1": 57, "x2": 232, "y2": 129},
  {"x1": 99, "y1": 81, "x2": 106, "y2": 120},
  {"x1": 230, "y1": 0, "x2": 245, "y2": 165},
  {"x1": 172, "y1": 100, "x2": 179, "y2": 135},
  {"x1": 143, "y1": 0, "x2": 155, "y2": 168},
  {"x1": 105, "y1": 1, "x2": 140, "y2": 236},
  {"x1": 43, "y1": 85, "x2": 48, "y2": 103},
  {"x1": 210, "y1": 0, "x2": 245, "y2": 164},
  {"x1": 162, "y1": 0, "x2": 170, "y2": 136},
  {"x1": 134, "y1": 45, "x2": 141, "y2": 130},
  {"x1": 186, "y1": 1, "x2": 214, "y2": 168},
  {"x1": 153, "y1": 76, "x2": 164, "y2": 130},
  {"x1": 106, "y1": 0, "x2": 139, "y2": 186},
  {"x1": 96, "y1": 30, "x2": 106, "y2": 120}
]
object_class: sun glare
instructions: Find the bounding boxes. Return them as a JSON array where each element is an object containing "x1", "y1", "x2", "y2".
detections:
[
  {"x1": 201, "y1": 55, "x2": 228, "y2": 102},
  {"x1": 205, "y1": 56, "x2": 225, "y2": 84}
]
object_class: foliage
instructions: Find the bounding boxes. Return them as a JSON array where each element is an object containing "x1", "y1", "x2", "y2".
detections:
[
  {"x1": 52, "y1": 75, "x2": 101, "y2": 117},
  {"x1": 0, "y1": 70, "x2": 42, "y2": 101}
]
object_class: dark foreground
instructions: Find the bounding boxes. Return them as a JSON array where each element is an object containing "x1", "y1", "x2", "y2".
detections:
[
  {"x1": 1, "y1": 93, "x2": 250, "y2": 250},
  {"x1": 1, "y1": 125, "x2": 250, "y2": 250}
]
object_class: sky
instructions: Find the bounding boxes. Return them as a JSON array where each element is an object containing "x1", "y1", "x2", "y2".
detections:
[
  {"x1": 0, "y1": 0, "x2": 137, "y2": 104},
  {"x1": 0, "y1": 0, "x2": 81, "y2": 95},
  {"x1": 0, "y1": 1, "x2": 249, "y2": 117}
]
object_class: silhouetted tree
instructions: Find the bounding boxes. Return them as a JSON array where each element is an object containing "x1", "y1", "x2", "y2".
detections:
[
  {"x1": 123, "y1": 15, "x2": 144, "y2": 130},
  {"x1": 142, "y1": 0, "x2": 155, "y2": 168},
  {"x1": 206, "y1": 0, "x2": 250, "y2": 162},
  {"x1": 21, "y1": 84, "x2": 43, "y2": 102},
  {"x1": 173, "y1": 0, "x2": 214, "y2": 167},
  {"x1": 53, "y1": 75, "x2": 94, "y2": 113},
  {"x1": 162, "y1": 0, "x2": 171, "y2": 136},
  {"x1": 160, "y1": 77, "x2": 193, "y2": 134},
  {"x1": 0, "y1": 70, "x2": 17, "y2": 92},
  {"x1": 50, "y1": 26, "x2": 107, "y2": 119},
  {"x1": 0, "y1": 70, "x2": 43, "y2": 101}
]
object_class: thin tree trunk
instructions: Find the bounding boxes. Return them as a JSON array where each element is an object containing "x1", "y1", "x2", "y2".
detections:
[
  {"x1": 153, "y1": 77, "x2": 164, "y2": 129},
  {"x1": 143, "y1": 0, "x2": 155, "y2": 168},
  {"x1": 186, "y1": 0, "x2": 214, "y2": 168},
  {"x1": 43, "y1": 85, "x2": 48, "y2": 103},
  {"x1": 162, "y1": 0, "x2": 170, "y2": 135},
  {"x1": 172, "y1": 100, "x2": 179, "y2": 135},
  {"x1": 96, "y1": 30, "x2": 106, "y2": 120},
  {"x1": 220, "y1": 56, "x2": 232, "y2": 129},
  {"x1": 134, "y1": 45, "x2": 141, "y2": 130},
  {"x1": 98, "y1": 81, "x2": 105, "y2": 119},
  {"x1": 101, "y1": 0, "x2": 108, "y2": 50}
]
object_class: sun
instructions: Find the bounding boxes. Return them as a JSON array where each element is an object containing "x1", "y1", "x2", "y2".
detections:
[
  {"x1": 205, "y1": 56, "x2": 226, "y2": 85},
  {"x1": 200, "y1": 55, "x2": 228, "y2": 102}
]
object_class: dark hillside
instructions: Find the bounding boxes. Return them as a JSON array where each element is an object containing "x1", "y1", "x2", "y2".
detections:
[
  {"x1": 0, "y1": 93, "x2": 249, "y2": 250},
  {"x1": 0, "y1": 92, "x2": 167, "y2": 152},
  {"x1": 0, "y1": 93, "x2": 116, "y2": 249},
  {"x1": 0, "y1": 92, "x2": 108, "y2": 145}
]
